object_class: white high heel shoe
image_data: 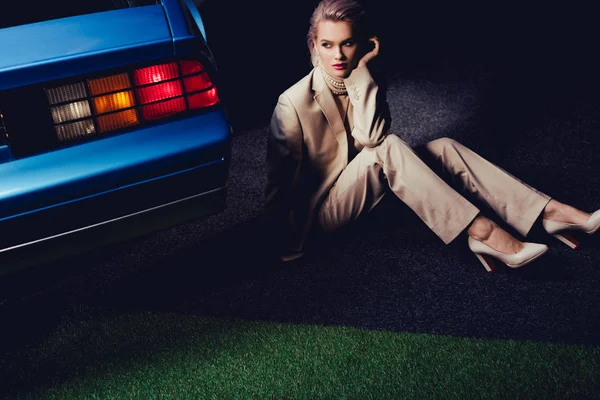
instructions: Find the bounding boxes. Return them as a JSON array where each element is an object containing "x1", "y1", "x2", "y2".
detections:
[
  {"x1": 542, "y1": 209, "x2": 600, "y2": 249},
  {"x1": 468, "y1": 236, "x2": 549, "y2": 273}
]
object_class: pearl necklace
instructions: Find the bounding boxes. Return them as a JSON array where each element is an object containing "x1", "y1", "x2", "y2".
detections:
[{"x1": 320, "y1": 66, "x2": 347, "y2": 95}]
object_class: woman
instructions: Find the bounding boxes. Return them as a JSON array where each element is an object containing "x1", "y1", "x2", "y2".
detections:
[{"x1": 264, "y1": 0, "x2": 600, "y2": 272}]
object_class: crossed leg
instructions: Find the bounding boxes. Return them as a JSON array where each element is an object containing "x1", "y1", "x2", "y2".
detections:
[
  {"x1": 317, "y1": 134, "x2": 479, "y2": 244},
  {"x1": 317, "y1": 135, "x2": 550, "y2": 249},
  {"x1": 423, "y1": 137, "x2": 551, "y2": 237}
]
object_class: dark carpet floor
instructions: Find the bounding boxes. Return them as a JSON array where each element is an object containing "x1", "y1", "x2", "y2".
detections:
[
  {"x1": 110, "y1": 57, "x2": 600, "y2": 345},
  {"x1": 1, "y1": 3, "x2": 599, "y2": 373},
  {"x1": 3, "y1": 57, "x2": 598, "y2": 354}
]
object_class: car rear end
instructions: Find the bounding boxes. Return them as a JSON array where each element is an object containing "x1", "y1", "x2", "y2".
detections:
[{"x1": 0, "y1": 0, "x2": 231, "y2": 273}]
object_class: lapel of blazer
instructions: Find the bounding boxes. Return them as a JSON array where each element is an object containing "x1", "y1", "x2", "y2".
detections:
[{"x1": 312, "y1": 67, "x2": 348, "y2": 148}]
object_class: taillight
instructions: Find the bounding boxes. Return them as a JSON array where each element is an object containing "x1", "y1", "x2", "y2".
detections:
[
  {"x1": 136, "y1": 81, "x2": 183, "y2": 105},
  {"x1": 142, "y1": 97, "x2": 187, "y2": 121},
  {"x1": 188, "y1": 88, "x2": 218, "y2": 109},
  {"x1": 88, "y1": 73, "x2": 131, "y2": 96},
  {"x1": 45, "y1": 59, "x2": 219, "y2": 143},
  {"x1": 133, "y1": 62, "x2": 180, "y2": 85}
]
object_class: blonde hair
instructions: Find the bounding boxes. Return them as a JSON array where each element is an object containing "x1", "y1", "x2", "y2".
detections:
[{"x1": 307, "y1": 0, "x2": 367, "y2": 67}]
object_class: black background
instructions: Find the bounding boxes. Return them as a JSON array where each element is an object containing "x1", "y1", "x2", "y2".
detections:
[
  {"x1": 198, "y1": 1, "x2": 599, "y2": 130},
  {"x1": 1, "y1": 6, "x2": 600, "y2": 396}
]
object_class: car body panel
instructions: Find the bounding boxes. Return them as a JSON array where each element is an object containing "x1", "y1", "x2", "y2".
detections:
[
  {"x1": 0, "y1": 6, "x2": 173, "y2": 91},
  {"x1": 0, "y1": 108, "x2": 230, "y2": 220},
  {"x1": 162, "y1": 0, "x2": 213, "y2": 59},
  {"x1": 0, "y1": 146, "x2": 11, "y2": 163},
  {"x1": 0, "y1": 159, "x2": 228, "y2": 253},
  {"x1": 182, "y1": 0, "x2": 208, "y2": 42},
  {"x1": 0, "y1": 185, "x2": 227, "y2": 274},
  {"x1": 161, "y1": 0, "x2": 194, "y2": 44},
  {"x1": 0, "y1": 0, "x2": 232, "y2": 273}
]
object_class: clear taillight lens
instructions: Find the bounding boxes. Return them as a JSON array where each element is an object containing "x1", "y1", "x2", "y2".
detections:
[
  {"x1": 55, "y1": 120, "x2": 96, "y2": 142},
  {"x1": 51, "y1": 101, "x2": 92, "y2": 123},
  {"x1": 46, "y1": 83, "x2": 87, "y2": 105},
  {"x1": 45, "y1": 59, "x2": 219, "y2": 143}
]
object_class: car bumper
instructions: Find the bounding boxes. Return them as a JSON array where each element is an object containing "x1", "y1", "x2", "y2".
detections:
[{"x1": 0, "y1": 107, "x2": 231, "y2": 274}]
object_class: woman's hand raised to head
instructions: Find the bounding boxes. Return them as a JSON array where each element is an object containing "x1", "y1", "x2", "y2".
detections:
[{"x1": 357, "y1": 36, "x2": 379, "y2": 68}]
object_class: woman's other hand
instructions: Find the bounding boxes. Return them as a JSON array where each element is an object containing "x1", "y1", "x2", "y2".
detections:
[{"x1": 358, "y1": 36, "x2": 379, "y2": 68}]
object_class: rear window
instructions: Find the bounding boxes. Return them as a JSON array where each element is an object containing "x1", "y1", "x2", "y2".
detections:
[{"x1": 1, "y1": 0, "x2": 160, "y2": 29}]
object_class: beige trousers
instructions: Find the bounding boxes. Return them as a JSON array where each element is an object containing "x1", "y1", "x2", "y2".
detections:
[{"x1": 317, "y1": 135, "x2": 552, "y2": 244}]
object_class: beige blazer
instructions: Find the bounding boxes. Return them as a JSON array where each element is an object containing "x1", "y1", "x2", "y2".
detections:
[{"x1": 265, "y1": 65, "x2": 391, "y2": 253}]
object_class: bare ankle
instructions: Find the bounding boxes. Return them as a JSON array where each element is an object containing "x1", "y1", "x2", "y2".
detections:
[
  {"x1": 543, "y1": 199, "x2": 561, "y2": 219},
  {"x1": 468, "y1": 216, "x2": 524, "y2": 254},
  {"x1": 467, "y1": 216, "x2": 494, "y2": 241},
  {"x1": 543, "y1": 199, "x2": 590, "y2": 224}
]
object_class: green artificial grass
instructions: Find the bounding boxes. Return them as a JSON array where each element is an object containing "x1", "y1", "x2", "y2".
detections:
[{"x1": 3, "y1": 311, "x2": 599, "y2": 399}]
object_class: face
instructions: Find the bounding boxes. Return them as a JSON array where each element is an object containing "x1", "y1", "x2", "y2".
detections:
[{"x1": 313, "y1": 20, "x2": 360, "y2": 79}]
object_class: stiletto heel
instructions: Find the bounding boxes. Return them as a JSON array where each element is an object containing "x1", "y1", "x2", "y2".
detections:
[
  {"x1": 543, "y1": 209, "x2": 600, "y2": 249},
  {"x1": 468, "y1": 237, "x2": 549, "y2": 271},
  {"x1": 552, "y1": 233, "x2": 580, "y2": 250},
  {"x1": 474, "y1": 253, "x2": 497, "y2": 273}
]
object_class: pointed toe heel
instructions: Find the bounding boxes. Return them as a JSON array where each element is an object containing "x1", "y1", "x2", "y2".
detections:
[
  {"x1": 543, "y1": 209, "x2": 600, "y2": 249},
  {"x1": 468, "y1": 237, "x2": 549, "y2": 273}
]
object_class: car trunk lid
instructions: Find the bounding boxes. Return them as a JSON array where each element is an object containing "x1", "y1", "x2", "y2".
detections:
[{"x1": 0, "y1": 5, "x2": 174, "y2": 91}]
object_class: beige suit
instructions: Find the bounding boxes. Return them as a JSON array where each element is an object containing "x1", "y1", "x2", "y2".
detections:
[{"x1": 265, "y1": 65, "x2": 551, "y2": 256}]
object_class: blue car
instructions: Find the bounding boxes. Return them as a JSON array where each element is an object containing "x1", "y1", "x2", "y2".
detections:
[{"x1": 0, "y1": 0, "x2": 231, "y2": 273}]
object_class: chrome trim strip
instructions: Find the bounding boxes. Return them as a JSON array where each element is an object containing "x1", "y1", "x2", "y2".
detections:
[{"x1": 0, "y1": 186, "x2": 225, "y2": 253}]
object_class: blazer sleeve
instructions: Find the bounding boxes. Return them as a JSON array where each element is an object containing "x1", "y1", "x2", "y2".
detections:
[
  {"x1": 344, "y1": 65, "x2": 391, "y2": 148},
  {"x1": 264, "y1": 93, "x2": 304, "y2": 250}
]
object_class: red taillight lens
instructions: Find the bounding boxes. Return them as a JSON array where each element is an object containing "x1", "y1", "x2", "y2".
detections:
[
  {"x1": 133, "y1": 62, "x2": 179, "y2": 85},
  {"x1": 188, "y1": 87, "x2": 219, "y2": 109},
  {"x1": 180, "y1": 60, "x2": 204, "y2": 75},
  {"x1": 136, "y1": 81, "x2": 184, "y2": 104},
  {"x1": 183, "y1": 74, "x2": 212, "y2": 93},
  {"x1": 46, "y1": 59, "x2": 219, "y2": 143},
  {"x1": 141, "y1": 97, "x2": 187, "y2": 121}
]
